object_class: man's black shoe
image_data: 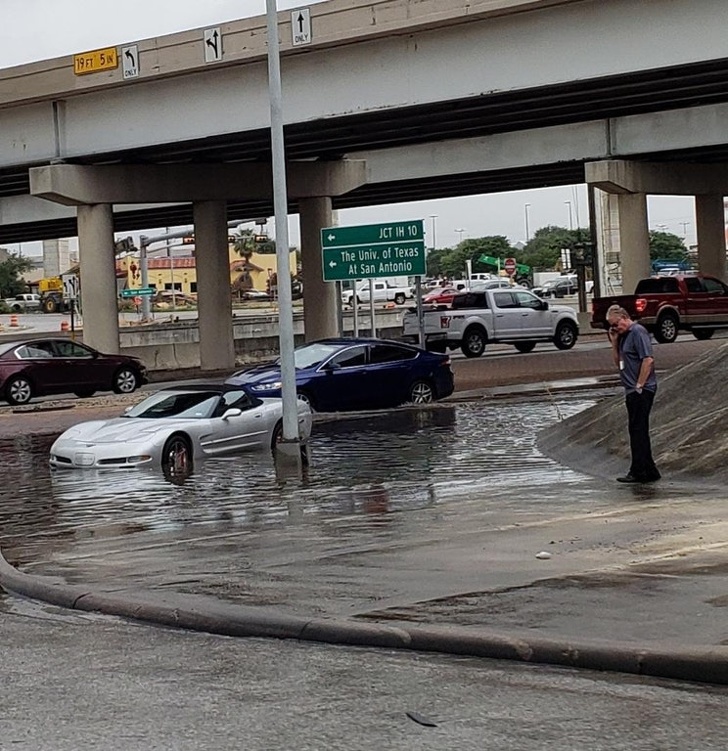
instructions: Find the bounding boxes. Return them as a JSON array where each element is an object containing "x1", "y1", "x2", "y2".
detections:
[
  {"x1": 617, "y1": 474, "x2": 640, "y2": 483},
  {"x1": 617, "y1": 473, "x2": 661, "y2": 484}
]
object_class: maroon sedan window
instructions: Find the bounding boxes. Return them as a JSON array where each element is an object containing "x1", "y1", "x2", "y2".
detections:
[
  {"x1": 15, "y1": 342, "x2": 56, "y2": 359},
  {"x1": 54, "y1": 340, "x2": 94, "y2": 358}
]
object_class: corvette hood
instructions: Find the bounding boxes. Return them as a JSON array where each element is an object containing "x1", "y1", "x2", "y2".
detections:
[{"x1": 57, "y1": 417, "x2": 193, "y2": 444}]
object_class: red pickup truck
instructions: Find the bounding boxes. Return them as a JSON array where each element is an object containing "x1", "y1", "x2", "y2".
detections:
[{"x1": 591, "y1": 274, "x2": 728, "y2": 343}]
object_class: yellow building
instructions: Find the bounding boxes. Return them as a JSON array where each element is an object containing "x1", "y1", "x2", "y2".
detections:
[{"x1": 118, "y1": 244, "x2": 296, "y2": 295}]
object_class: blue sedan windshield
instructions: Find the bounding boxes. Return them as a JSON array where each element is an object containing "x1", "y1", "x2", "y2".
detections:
[
  {"x1": 124, "y1": 391, "x2": 220, "y2": 419},
  {"x1": 276, "y1": 342, "x2": 344, "y2": 370}
]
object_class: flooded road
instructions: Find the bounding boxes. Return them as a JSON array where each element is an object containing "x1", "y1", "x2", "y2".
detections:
[
  {"x1": 2, "y1": 390, "x2": 728, "y2": 639},
  {"x1": 0, "y1": 397, "x2": 600, "y2": 548}
]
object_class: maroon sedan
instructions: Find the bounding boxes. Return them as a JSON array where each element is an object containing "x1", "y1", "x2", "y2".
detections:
[
  {"x1": 422, "y1": 286, "x2": 462, "y2": 305},
  {"x1": 0, "y1": 338, "x2": 147, "y2": 406}
]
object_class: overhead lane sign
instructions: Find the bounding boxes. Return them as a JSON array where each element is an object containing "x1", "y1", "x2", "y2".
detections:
[
  {"x1": 292, "y1": 8, "x2": 312, "y2": 46},
  {"x1": 321, "y1": 220, "x2": 425, "y2": 282}
]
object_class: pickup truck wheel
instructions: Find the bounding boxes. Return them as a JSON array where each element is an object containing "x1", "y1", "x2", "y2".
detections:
[
  {"x1": 461, "y1": 327, "x2": 487, "y2": 358},
  {"x1": 693, "y1": 328, "x2": 715, "y2": 341},
  {"x1": 409, "y1": 379, "x2": 435, "y2": 404},
  {"x1": 394, "y1": 293, "x2": 406, "y2": 305},
  {"x1": 554, "y1": 321, "x2": 578, "y2": 350},
  {"x1": 514, "y1": 341, "x2": 536, "y2": 354},
  {"x1": 654, "y1": 312, "x2": 679, "y2": 344}
]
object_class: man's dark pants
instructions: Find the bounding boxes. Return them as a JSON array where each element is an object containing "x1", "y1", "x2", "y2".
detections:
[{"x1": 625, "y1": 389, "x2": 660, "y2": 480}]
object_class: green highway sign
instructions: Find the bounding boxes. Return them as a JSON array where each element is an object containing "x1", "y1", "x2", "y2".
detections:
[
  {"x1": 321, "y1": 220, "x2": 426, "y2": 281},
  {"x1": 120, "y1": 287, "x2": 155, "y2": 298}
]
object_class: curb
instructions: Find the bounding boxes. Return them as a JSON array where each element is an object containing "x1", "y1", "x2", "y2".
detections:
[{"x1": 1, "y1": 548, "x2": 726, "y2": 686}]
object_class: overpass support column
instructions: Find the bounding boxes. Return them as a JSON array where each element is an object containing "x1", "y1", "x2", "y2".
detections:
[
  {"x1": 193, "y1": 201, "x2": 234, "y2": 371},
  {"x1": 299, "y1": 196, "x2": 337, "y2": 341},
  {"x1": 615, "y1": 193, "x2": 650, "y2": 292},
  {"x1": 695, "y1": 194, "x2": 727, "y2": 280},
  {"x1": 76, "y1": 204, "x2": 119, "y2": 354}
]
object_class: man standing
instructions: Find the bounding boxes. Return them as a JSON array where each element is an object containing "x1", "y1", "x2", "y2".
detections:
[{"x1": 606, "y1": 304, "x2": 661, "y2": 484}]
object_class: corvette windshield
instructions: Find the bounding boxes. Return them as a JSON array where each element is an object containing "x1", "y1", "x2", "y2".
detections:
[{"x1": 124, "y1": 391, "x2": 220, "y2": 419}]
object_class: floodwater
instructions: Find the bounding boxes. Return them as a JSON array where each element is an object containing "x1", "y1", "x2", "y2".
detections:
[{"x1": 0, "y1": 396, "x2": 609, "y2": 555}]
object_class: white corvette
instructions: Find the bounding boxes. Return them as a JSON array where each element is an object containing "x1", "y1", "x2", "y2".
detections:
[{"x1": 49, "y1": 384, "x2": 312, "y2": 475}]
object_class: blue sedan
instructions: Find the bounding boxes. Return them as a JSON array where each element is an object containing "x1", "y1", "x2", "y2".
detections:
[{"x1": 225, "y1": 338, "x2": 455, "y2": 412}]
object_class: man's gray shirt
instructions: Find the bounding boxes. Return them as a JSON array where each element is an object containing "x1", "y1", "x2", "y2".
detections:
[{"x1": 618, "y1": 323, "x2": 657, "y2": 393}]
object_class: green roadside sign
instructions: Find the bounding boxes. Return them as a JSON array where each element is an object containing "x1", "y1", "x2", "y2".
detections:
[
  {"x1": 120, "y1": 287, "x2": 155, "y2": 298},
  {"x1": 321, "y1": 220, "x2": 426, "y2": 282}
]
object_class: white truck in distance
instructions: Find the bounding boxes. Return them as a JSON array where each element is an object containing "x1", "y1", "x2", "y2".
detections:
[
  {"x1": 342, "y1": 278, "x2": 414, "y2": 306},
  {"x1": 3, "y1": 293, "x2": 41, "y2": 312},
  {"x1": 402, "y1": 286, "x2": 579, "y2": 357}
]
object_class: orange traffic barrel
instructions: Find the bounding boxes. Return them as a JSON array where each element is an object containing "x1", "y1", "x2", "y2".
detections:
[
  {"x1": 60, "y1": 320, "x2": 70, "y2": 332},
  {"x1": 9, "y1": 315, "x2": 18, "y2": 327}
]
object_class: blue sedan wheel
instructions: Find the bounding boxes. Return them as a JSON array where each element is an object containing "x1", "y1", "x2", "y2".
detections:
[{"x1": 409, "y1": 379, "x2": 435, "y2": 404}]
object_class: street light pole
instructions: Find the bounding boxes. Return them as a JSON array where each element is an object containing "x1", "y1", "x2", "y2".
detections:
[
  {"x1": 265, "y1": 0, "x2": 299, "y2": 457},
  {"x1": 524, "y1": 203, "x2": 531, "y2": 242},
  {"x1": 565, "y1": 201, "x2": 574, "y2": 230},
  {"x1": 455, "y1": 228, "x2": 465, "y2": 244},
  {"x1": 429, "y1": 214, "x2": 438, "y2": 252}
]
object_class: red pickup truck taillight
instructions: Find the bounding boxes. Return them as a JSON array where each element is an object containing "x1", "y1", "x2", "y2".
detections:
[{"x1": 635, "y1": 297, "x2": 647, "y2": 314}]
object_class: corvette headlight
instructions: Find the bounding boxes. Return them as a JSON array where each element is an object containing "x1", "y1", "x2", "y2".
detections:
[{"x1": 251, "y1": 382, "x2": 282, "y2": 391}]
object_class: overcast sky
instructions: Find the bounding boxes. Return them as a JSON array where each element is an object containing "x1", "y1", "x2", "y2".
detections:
[{"x1": 0, "y1": 0, "x2": 697, "y2": 255}]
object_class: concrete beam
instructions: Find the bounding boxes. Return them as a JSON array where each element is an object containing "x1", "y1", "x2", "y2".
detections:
[
  {"x1": 585, "y1": 159, "x2": 728, "y2": 195},
  {"x1": 29, "y1": 161, "x2": 367, "y2": 206}
]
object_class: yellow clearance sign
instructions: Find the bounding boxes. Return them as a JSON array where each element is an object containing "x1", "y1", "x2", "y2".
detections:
[{"x1": 73, "y1": 47, "x2": 119, "y2": 75}]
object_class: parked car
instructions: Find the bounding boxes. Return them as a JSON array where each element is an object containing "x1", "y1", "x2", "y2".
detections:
[
  {"x1": 0, "y1": 338, "x2": 147, "y2": 406},
  {"x1": 49, "y1": 385, "x2": 312, "y2": 475},
  {"x1": 240, "y1": 289, "x2": 271, "y2": 301},
  {"x1": 422, "y1": 286, "x2": 463, "y2": 305},
  {"x1": 225, "y1": 338, "x2": 454, "y2": 412},
  {"x1": 533, "y1": 276, "x2": 578, "y2": 298}
]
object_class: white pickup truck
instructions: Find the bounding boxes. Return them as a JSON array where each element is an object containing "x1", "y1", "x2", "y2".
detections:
[
  {"x1": 342, "y1": 279, "x2": 413, "y2": 306},
  {"x1": 3, "y1": 293, "x2": 42, "y2": 312},
  {"x1": 402, "y1": 287, "x2": 579, "y2": 357}
]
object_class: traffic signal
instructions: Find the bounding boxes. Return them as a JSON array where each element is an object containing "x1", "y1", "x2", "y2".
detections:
[
  {"x1": 182, "y1": 235, "x2": 195, "y2": 245},
  {"x1": 254, "y1": 234, "x2": 269, "y2": 243}
]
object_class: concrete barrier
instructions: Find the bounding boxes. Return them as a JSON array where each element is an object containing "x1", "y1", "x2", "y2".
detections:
[{"x1": 120, "y1": 310, "x2": 406, "y2": 371}]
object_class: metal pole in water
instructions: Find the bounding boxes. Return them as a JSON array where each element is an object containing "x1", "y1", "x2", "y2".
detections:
[{"x1": 266, "y1": 0, "x2": 301, "y2": 465}]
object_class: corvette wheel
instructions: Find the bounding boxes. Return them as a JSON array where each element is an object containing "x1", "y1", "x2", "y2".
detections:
[{"x1": 162, "y1": 435, "x2": 193, "y2": 478}]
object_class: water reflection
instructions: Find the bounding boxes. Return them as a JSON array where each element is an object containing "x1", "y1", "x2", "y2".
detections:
[{"x1": 0, "y1": 398, "x2": 601, "y2": 557}]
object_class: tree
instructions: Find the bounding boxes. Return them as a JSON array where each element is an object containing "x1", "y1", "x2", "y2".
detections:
[
  {"x1": 0, "y1": 253, "x2": 33, "y2": 298},
  {"x1": 649, "y1": 230, "x2": 688, "y2": 261},
  {"x1": 520, "y1": 225, "x2": 590, "y2": 270},
  {"x1": 426, "y1": 236, "x2": 517, "y2": 278}
]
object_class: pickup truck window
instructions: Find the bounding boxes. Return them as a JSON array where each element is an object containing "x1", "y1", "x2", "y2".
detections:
[
  {"x1": 492, "y1": 292, "x2": 519, "y2": 309},
  {"x1": 684, "y1": 277, "x2": 704, "y2": 293},
  {"x1": 514, "y1": 290, "x2": 542, "y2": 309},
  {"x1": 703, "y1": 278, "x2": 727, "y2": 295},
  {"x1": 635, "y1": 278, "x2": 680, "y2": 294},
  {"x1": 451, "y1": 292, "x2": 488, "y2": 309}
]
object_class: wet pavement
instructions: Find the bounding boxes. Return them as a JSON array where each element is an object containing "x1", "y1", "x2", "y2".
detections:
[{"x1": 2, "y1": 390, "x2": 728, "y2": 650}]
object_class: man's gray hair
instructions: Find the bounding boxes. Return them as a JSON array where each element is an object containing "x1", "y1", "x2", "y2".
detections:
[{"x1": 606, "y1": 304, "x2": 630, "y2": 320}]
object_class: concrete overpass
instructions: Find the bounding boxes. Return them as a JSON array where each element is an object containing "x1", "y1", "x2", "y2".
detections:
[{"x1": 2, "y1": 0, "x2": 728, "y2": 365}]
